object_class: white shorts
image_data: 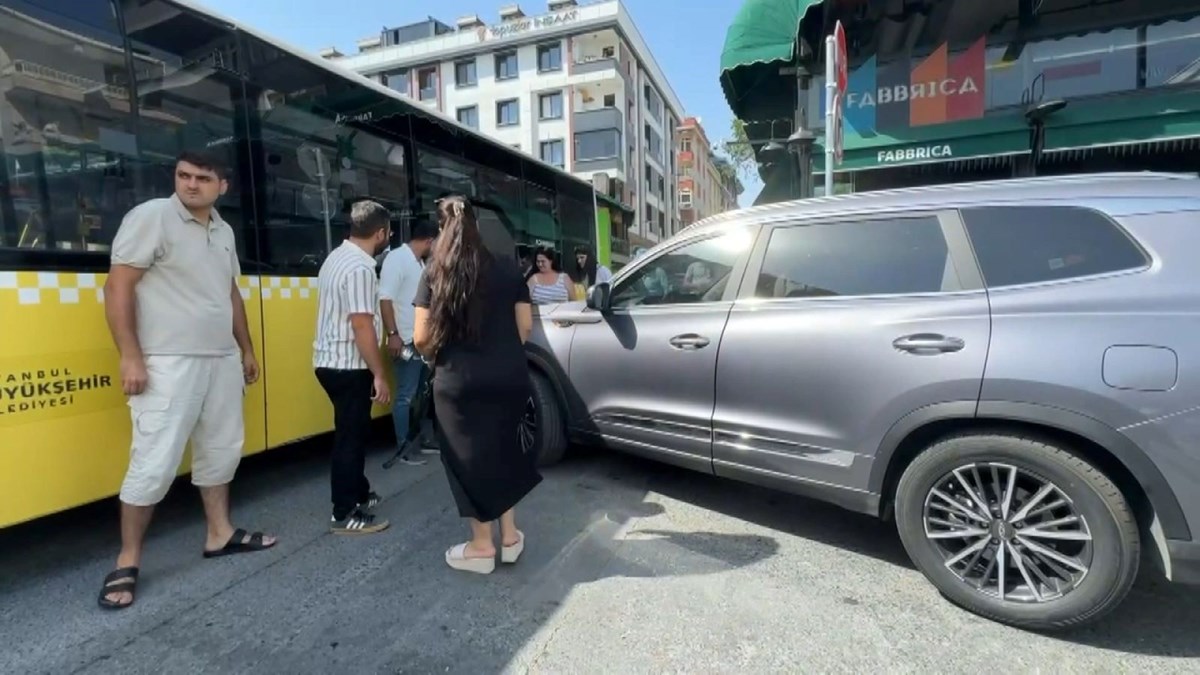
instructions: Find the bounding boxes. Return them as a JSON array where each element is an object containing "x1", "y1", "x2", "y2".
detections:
[{"x1": 119, "y1": 353, "x2": 245, "y2": 506}]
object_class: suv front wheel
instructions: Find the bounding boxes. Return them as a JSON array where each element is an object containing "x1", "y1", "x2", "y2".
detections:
[
  {"x1": 520, "y1": 369, "x2": 568, "y2": 467},
  {"x1": 894, "y1": 432, "x2": 1140, "y2": 631}
]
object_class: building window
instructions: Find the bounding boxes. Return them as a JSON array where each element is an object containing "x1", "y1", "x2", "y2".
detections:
[
  {"x1": 643, "y1": 84, "x2": 662, "y2": 122},
  {"x1": 574, "y1": 129, "x2": 621, "y2": 161},
  {"x1": 603, "y1": 93, "x2": 616, "y2": 108},
  {"x1": 384, "y1": 69, "x2": 410, "y2": 96},
  {"x1": 455, "y1": 60, "x2": 477, "y2": 87},
  {"x1": 457, "y1": 105, "x2": 479, "y2": 129},
  {"x1": 540, "y1": 140, "x2": 565, "y2": 168},
  {"x1": 418, "y1": 67, "x2": 438, "y2": 101},
  {"x1": 497, "y1": 99, "x2": 520, "y2": 126},
  {"x1": 602, "y1": 45, "x2": 615, "y2": 59},
  {"x1": 644, "y1": 124, "x2": 662, "y2": 161},
  {"x1": 537, "y1": 42, "x2": 562, "y2": 72},
  {"x1": 495, "y1": 51, "x2": 518, "y2": 80},
  {"x1": 679, "y1": 191, "x2": 693, "y2": 207},
  {"x1": 539, "y1": 91, "x2": 563, "y2": 120},
  {"x1": 681, "y1": 138, "x2": 692, "y2": 153}
]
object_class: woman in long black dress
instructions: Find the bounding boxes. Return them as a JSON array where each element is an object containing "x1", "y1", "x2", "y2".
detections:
[{"x1": 412, "y1": 195, "x2": 542, "y2": 575}]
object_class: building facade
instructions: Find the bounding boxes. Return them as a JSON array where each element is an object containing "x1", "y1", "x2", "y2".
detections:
[
  {"x1": 324, "y1": 0, "x2": 686, "y2": 258},
  {"x1": 676, "y1": 117, "x2": 738, "y2": 226},
  {"x1": 721, "y1": 0, "x2": 1200, "y2": 203}
]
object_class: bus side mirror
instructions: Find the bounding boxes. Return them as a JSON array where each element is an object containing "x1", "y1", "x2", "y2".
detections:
[{"x1": 586, "y1": 282, "x2": 611, "y2": 311}]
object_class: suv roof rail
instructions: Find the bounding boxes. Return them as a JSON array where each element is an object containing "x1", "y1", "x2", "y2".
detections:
[{"x1": 690, "y1": 171, "x2": 1200, "y2": 232}]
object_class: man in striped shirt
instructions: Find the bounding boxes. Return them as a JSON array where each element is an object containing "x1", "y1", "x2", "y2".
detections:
[{"x1": 313, "y1": 200, "x2": 393, "y2": 535}]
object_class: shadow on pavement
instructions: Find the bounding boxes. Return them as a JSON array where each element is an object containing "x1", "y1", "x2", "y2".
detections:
[
  {"x1": 604, "y1": 450, "x2": 1200, "y2": 658},
  {"x1": 0, "y1": 431, "x2": 780, "y2": 674}
]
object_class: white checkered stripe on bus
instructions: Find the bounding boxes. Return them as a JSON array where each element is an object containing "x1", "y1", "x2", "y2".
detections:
[
  {"x1": 261, "y1": 276, "x2": 319, "y2": 300},
  {"x1": 0, "y1": 273, "x2": 319, "y2": 305},
  {"x1": 0, "y1": 271, "x2": 104, "y2": 305}
]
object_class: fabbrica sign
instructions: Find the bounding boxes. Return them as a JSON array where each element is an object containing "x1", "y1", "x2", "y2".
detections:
[
  {"x1": 877, "y1": 145, "x2": 953, "y2": 164},
  {"x1": 827, "y1": 37, "x2": 987, "y2": 135},
  {"x1": 480, "y1": 9, "x2": 578, "y2": 40}
]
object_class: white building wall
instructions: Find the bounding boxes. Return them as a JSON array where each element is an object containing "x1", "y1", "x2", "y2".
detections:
[{"x1": 328, "y1": 0, "x2": 687, "y2": 241}]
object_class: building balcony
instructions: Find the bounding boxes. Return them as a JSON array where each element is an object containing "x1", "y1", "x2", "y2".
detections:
[
  {"x1": 2, "y1": 60, "x2": 130, "y2": 101},
  {"x1": 572, "y1": 56, "x2": 626, "y2": 84},
  {"x1": 677, "y1": 149, "x2": 694, "y2": 166},
  {"x1": 610, "y1": 235, "x2": 631, "y2": 257},
  {"x1": 574, "y1": 107, "x2": 622, "y2": 133}
]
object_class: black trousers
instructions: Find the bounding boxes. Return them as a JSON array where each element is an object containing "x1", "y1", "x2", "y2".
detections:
[{"x1": 315, "y1": 367, "x2": 373, "y2": 520}]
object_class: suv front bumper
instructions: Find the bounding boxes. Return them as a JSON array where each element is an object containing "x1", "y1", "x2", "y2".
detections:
[{"x1": 1168, "y1": 540, "x2": 1200, "y2": 585}]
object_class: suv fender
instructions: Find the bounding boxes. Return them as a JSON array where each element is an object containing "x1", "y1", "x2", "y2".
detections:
[{"x1": 871, "y1": 400, "x2": 1192, "y2": 543}]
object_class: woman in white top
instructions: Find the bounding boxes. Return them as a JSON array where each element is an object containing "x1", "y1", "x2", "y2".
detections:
[{"x1": 527, "y1": 248, "x2": 577, "y2": 305}]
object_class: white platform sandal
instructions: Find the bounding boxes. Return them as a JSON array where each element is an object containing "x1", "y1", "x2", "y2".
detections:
[
  {"x1": 445, "y1": 543, "x2": 496, "y2": 574},
  {"x1": 501, "y1": 530, "x2": 525, "y2": 564}
]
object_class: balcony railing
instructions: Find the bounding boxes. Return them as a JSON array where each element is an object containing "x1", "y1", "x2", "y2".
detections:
[
  {"x1": 572, "y1": 55, "x2": 619, "y2": 77},
  {"x1": 610, "y1": 235, "x2": 631, "y2": 257},
  {"x1": 3, "y1": 60, "x2": 130, "y2": 99}
]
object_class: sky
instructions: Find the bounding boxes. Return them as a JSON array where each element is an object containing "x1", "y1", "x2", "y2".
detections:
[{"x1": 195, "y1": 0, "x2": 761, "y2": 206}]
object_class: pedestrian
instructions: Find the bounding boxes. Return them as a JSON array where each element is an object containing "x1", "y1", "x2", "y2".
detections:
[
  {"x1": 526, "y1": 246, "x2": 577, "y2": 305},
  {"x1": 97, "y1": 150, "x2": 277, "y2": 611},
  {"x1": 379, "y1": 219, "x2": 439, "y2": 466},
  {"x1": 313, "y1": 200, "x2": 393, "y2": 535},
  {"x1": 413, "y1": 195, "x2": 542, "y2": 574},
  {"x1": 570, "y1": 244, "x2": 613, "y2": 297}
]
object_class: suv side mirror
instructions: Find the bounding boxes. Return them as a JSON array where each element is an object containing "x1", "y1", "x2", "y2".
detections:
[{"x1": 586, "y1": 282, "x2": 612, "y2": 311}]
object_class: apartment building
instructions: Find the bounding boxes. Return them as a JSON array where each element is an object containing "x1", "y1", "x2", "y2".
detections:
[
  {"x1": 676, "y1": 117, "x2": 738, "y2": 226},
  {"x1": 321, "y1": 0, "x2": 686, "y2": 251}
]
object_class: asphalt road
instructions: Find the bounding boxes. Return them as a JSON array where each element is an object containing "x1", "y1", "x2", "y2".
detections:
[{"x1": 2, "y1": 432, "x2": 1198, "y2": 674}]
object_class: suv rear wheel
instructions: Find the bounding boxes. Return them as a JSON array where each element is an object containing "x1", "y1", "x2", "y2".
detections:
[
  {"x1": 521, "y1": 369, "x2": 568, "y2": 466},
  {"x1": 894, "y1": 432, "x2": 1140, "y2": 631}
]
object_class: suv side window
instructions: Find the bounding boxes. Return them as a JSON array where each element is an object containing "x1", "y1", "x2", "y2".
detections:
[
  {"x1": 754, "y1": 215, "x2": 963, "y2": 298},
  {"x1": 611, "y1": 232, "x2": 748, "y2": 308},
  {"x1": 961, "y1": 206, "x2": 1148, "y2": 288}
]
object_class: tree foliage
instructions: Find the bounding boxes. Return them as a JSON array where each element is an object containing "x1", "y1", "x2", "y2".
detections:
[{"x1": 713, "y1": 118, "x2": 756, "y2": 192}]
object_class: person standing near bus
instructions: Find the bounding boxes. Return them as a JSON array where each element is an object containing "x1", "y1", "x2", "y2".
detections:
[
  {"x1": 313, "y1": 200, "x2": 393, "y2": 535},
  {"x1": 97, "y1": 150, "x2": 277, "y2": 611},
  {"x1": 379, "y1": 220, "x2": 438, "y2": 466}
]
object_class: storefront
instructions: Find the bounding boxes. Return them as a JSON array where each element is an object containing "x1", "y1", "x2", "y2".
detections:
[{"x1": 721, "y1": 0, "x2": 1200, "y2": 200}]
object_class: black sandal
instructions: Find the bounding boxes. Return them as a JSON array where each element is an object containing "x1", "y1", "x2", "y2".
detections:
[
  {"x1": 97, "y1": 566, "x2": 139, "y2": 610},
  {"x1": 203, "y1": 527, "x2": 276, "y2": 558}
]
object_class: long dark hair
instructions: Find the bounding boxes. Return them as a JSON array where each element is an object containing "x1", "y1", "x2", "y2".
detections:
[
  {"x1": 425, "y1": 195, "x2": 490, "y2": 355},
  {"x1": 572, "y1": 245, "x2": 598, "y2": 286}
]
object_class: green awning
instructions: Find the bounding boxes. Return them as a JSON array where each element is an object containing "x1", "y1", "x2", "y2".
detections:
[
  {"x1": 595, "y1": 191, "x2": 633, "y2": 216},
  {"x1": 720, "y1": 0, "x2": 823, "y2": 122}
]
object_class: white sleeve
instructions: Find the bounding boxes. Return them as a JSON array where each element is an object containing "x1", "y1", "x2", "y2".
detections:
[
  {"x1": 597, "y1": 265, "x2": 613, "y2": 284},
  {"x1": 378, "y1": 252, "x2": 400, "y2": 301}
]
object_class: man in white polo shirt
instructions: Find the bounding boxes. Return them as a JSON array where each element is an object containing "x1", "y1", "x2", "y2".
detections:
[
  {"x1": 313, "y1": 200, "x2": 393, "y2": 535},
  {"x1": 378, "y1": 220, "x2": 438, "y2": 466},
  {"x1": 97, "y1": 150, "x2": 276, "y2": 611}
]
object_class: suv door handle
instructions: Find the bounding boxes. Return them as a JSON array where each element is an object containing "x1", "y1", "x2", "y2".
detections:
[
  {"x1": 669, "y1": 334, "x2": 711, "y2": 350},
  {"x1": 893, "y1": 333, "x2": 965, "y2": 354}
]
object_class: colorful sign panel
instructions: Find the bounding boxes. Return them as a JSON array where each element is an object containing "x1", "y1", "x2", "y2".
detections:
[{"x1": 834, "y1": 37, "x2": 987, "y2": 136}]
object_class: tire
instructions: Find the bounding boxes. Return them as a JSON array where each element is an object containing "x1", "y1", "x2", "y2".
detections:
[
  {"x1": 894, "y1": 432, "x2": 1140, "y2": 631},
  {"x1": 523, "y1": 368, "x2": 568, "y2": 466}
]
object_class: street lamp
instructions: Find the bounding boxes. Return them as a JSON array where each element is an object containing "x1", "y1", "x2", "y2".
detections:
[
  {"x1": 786, "y1": 127, "x2": 817, "y2": 198},
  {"x1": 1024, "y1": 99, "x2": 1067, "y2": 177}
]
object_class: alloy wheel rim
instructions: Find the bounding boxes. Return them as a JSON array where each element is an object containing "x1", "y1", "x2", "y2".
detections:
[
  {"x1": 518, "y1": 395, "x2": 537, "y2": 455},
  {"x1": 922, "y1": 461, "x2": 1094, "y2": 603}
]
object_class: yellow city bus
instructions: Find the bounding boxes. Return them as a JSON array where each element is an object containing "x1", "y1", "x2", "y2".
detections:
[{"x1": 0, "y1": 0, "x2": 625, "y2": 530}]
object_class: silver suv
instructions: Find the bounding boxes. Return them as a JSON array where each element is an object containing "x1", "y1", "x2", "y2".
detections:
[{"x1": 520, "y1": 172, "x2": 1200, "y2": 630}]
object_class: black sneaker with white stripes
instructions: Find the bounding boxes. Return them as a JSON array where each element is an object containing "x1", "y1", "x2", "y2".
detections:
[
  {"x1": 358, "y1": 491, "x2": 381, "y2": 510},
  {"x1": 330, "y1": 507, "x2": 389, "y2": 535}
]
